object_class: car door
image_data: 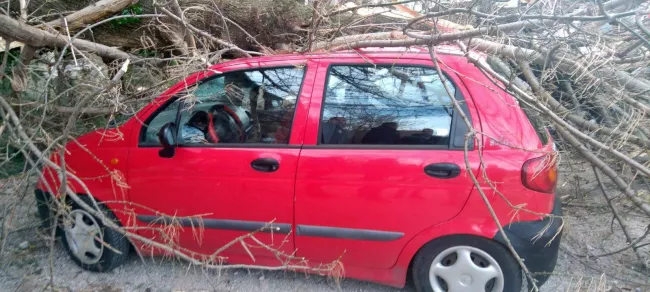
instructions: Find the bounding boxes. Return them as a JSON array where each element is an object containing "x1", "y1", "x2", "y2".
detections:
[
  {"x1": 127, "y1": 59, "x2": 316, "y2": 261},
  {"x1": 294, "y1": 57, "x2": 482, "y2": 269}
]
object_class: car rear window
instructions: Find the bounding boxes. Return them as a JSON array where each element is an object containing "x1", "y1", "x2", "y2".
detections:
[
  {"x1": 520, "y1": 103, "x2": 549, "y2": 145},
  {"x1": 485, "y1": 55, "x2": 550, "y2": 146}
]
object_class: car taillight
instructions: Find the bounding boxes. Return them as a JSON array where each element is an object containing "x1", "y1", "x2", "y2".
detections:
[{"x1": 521, "y1": 155, "x2": 557, "y2": 193}]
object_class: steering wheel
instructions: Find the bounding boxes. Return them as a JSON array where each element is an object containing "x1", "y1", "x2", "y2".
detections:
[
  {"x1": 207, "y1": 112, "x2": 220, "y2": 143},
  {"x1": 206, "y1": 105, "x2": 246, "y2": 143}
]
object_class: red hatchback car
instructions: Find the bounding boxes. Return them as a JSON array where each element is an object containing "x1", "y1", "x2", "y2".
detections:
[{"x1": 35, "y1": 47, "x2": 561, "y2": 292}]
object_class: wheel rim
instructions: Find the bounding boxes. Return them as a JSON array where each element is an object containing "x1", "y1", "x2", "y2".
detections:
[
  {"x1": 429, "y1": 245, "x2": 504, "y2": 292},
  {"x1": 63, "y1": 209, "x2": 104, "y2": 265}
]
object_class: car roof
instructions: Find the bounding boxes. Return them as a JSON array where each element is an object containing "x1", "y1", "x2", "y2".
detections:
[
  {"x1": 216, "y1": 45, "x2": 473, "y2": 66},
  {"x1": 307, "y1": 45, "x2": 467, "y2": 58}
]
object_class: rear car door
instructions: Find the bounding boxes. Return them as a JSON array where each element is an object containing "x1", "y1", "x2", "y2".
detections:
[
  {"x1": 127, "y1": 59, "x2": 316, "y2": 261},
  {"x1": 294, "y1": 57, "x2": 482, "y2": 269}
]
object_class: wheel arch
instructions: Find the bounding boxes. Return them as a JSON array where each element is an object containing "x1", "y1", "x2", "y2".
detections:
[
  {"x1": 64, "y1": 193, "x2": 127, "y2": 226},
  {"x1": 35, "y1": 189, "x2": 135, "y2": 251},
  {"x1": 407, "y1": 233, "x2": 524, "y2": 292},
  {"x1": 391, "y1": 212, "x2": 500, "y2": 287}
]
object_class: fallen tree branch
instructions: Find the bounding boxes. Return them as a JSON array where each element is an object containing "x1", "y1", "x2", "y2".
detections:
[
  {"x1": 159, "y1": 0, "x2": 197, "y2": 55},
  {"x1": 405, "y1": 7, "x2": 635, "y2": 30},
  {"x1": 327, "y1": 1, "x2": 637, "y2": 52},
  {"x1": 555, "y1": 125, "x2": 650, "y2": 216},
  {"x1": 50, "y1": 106, "x2": 114, "y2": 114},
  {"x1": 39, "y1": 0, "x2": 138, "y2": 32},
  {"x1": 0, "y1": 38, "x2": 10, "y2": 80},
  {"x1": 0, "y1": 14, "x2": 134, "y2": 60},
  {"x1": 156, "y1": 5, "x2": 255, "y2": 57},
  {"x1": 637, "y1": 15, "x2": 650, "y2": 39},
  {"x1": 467, "y1": 38, "x2": 650, "y2": 113},
  {"x1": 587, "y1": 224, "x2": 649, "y2": 258},
  {"x1": 458, "y1": 46, "x2": 650, "y2": 216},
  {"x1": 594, "y1": 166, "x2": 649, "y2": 267},
  {"x1": 518, "y1": 61, "x2": 650, "y2": 179},
  {"x1": 324, "y1": 0, "x2": 419, "y2": 18}
]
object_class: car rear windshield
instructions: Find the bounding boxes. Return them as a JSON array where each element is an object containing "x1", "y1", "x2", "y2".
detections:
[{"x1": 520, "y1": 102, "x2": 549, "y2": 145}]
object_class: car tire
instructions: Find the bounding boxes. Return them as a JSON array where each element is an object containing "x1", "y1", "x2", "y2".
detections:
[
  {"x1": 60, "y1": 196, "x2": 130, "y2": 272},
  {"x1": 412, "y1": 235, "x2": 522, "y2": 292}
]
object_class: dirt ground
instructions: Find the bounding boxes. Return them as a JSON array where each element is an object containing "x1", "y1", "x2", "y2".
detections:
[{"x1": 1, "y1": 158, "x2": 649, "y2": 292}]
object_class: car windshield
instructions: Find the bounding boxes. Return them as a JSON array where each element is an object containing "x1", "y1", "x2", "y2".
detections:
[{"x1": 188, "y1": 68, "x2": 300, "y2": 106}]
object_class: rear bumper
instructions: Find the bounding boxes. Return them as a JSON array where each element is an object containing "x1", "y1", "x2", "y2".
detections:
[{"x1": 493, "y1": 196, "x2": 563, "y2": 288}]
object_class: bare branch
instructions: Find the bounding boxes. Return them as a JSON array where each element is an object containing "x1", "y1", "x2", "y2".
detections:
[
  {"x1": 156, "y1": 6, "x2": 255, "y2": 57},
  {"x1": 594, "y1": 167, "x2": 649, "y2": 266},
  {"x1": 0, "y1": 14, "x2": 134, "y2": 60},
  {"x1": 39, "y1": 0, "x2": 138, "y2": 32}
]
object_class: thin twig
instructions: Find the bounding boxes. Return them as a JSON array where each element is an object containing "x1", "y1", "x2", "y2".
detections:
[{"x1": 594, "y1": 167, "x2": 649, "y2": 266}]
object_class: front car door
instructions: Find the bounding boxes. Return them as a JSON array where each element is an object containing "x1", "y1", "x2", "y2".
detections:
[
  {"x1": 127, "y1": 59, "x2": 316, "y2": 262},
  {"x1": 295, "y1": 57, "x2": 482, "y2": 269}
]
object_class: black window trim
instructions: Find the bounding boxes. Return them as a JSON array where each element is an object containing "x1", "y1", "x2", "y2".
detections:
[
  {"x1": 138, "y1": 65, "x2": 308, "y2": 148},
  {"x1": 315, "y1": 63, "x2": 473, "y2": 151},
  {"x1": 519, "y1": 102, "x2": 550, "y2": 146}
]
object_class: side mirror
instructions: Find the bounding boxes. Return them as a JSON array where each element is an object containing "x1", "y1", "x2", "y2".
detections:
[{"x1": 158, "y1": 123, "x2": 177, "y2": 158}]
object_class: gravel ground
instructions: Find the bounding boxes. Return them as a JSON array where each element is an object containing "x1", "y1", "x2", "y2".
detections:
[{"x1": 1, "y1": 162, "x2": 649, "y2": 292}]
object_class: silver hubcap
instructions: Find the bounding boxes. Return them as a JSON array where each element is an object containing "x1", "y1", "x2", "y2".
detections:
[
  {"x1": 63, "y1": 209, "x2": 104, "y2": 264},
  {"x1": 429, "y1": 246, "x2": 504, "y2": 292}
]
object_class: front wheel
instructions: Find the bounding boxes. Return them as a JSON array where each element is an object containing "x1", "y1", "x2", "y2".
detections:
[
  {"x1": 60, "y1": 197, "x2": 130, "y2": 272},
  {"x1": 412, "y1": 235, "x2": 522, "y2": 292}
]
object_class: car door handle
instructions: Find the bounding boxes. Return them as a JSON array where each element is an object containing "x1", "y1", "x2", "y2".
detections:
[
  {"x1": 424, "y1": 163, "x2": 461, "y2": 179},
  {"x1": 251, "y1": 158, "x2": 280, "y2": 172}
]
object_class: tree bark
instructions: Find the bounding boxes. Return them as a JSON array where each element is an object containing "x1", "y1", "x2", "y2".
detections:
[
  {"x1": 39, "y1": 0, "x2": 138, "y2": 32},
  {"x1": 0, "y1": 14, "x2": 135, "y2": 60}
]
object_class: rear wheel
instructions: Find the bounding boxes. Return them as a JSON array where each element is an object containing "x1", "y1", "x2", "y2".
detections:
[
  {"x1": 60, "y1": 197, "x2": 129, "y2": 272},
  {"x1": 412, "y1": 235, "x2": 522, "y2": 292}
]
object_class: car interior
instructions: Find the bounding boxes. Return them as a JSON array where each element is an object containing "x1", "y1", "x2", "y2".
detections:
[{"x1": 149, "y1": 68, "x2": 302, "y2": 145}]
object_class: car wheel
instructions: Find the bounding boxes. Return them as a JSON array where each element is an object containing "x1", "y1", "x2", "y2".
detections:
[
  {"x1": 60, "y1": 197, "x2": 129, "y2": 272},
  {"x1": 412, "y1": 235, "x2": 522, "y2": 292}
]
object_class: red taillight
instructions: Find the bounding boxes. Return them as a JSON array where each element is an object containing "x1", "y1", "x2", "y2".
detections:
[{"x1": 521, "y1": 155, "x2": 557, "y2": 193}]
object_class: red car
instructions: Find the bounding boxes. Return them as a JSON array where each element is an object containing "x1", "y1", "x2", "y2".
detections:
[{"x1": 35, "y1": 47, "x2": 561, "y2": 292}]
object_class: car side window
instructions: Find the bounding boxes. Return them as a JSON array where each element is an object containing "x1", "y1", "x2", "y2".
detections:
[
  {"x1": 141, "y1": 99, "x2": 182, "y2": 145},
  {"x1": 177, "y1": 67, "x2": 304, "y2": 145},
  {"x1": 320, "y1": 65, "x2": 456, "y2": 147}
]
